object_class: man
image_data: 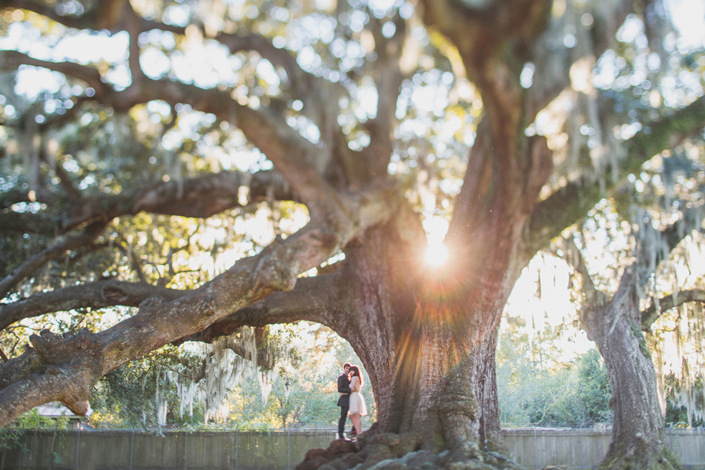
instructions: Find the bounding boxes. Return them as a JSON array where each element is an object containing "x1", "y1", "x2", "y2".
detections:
[{"x1": 336, "y1": 362, "x2": 353, "y2": 440}]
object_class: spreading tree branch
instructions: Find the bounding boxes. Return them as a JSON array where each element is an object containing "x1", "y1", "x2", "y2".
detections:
[
  {"x1": 214, "y1": 32, "x2": 311, "y2": 97},
  {"x1": 0, "y1": 280, "x2": 186, "y2": 332},
  {"x1": 1, "y1": 0, "x2": 125, "y2": 30},
  {"x1": 524, "y1": 96, "x2": 705, "y2": 257},
  {"x1": 0, "y1": 222, "x2": 106, "y2": 299},
  {"x1": 0, "y1": 50, "x2": 347, "y2": 209},
  {"x1": 0, "y1": 169, "x2": 294, "y2": 236},
  {"x1": 563, "y1": 235, "x2": 610, "y2": 312},
  {"x1": 5, "y1": 0, "x2": 342, "y2": 116},
  {"x1": 182, "y1": 272, "x2": 344, "y2": 344},
  {"x1": 0, "y1": 52, "x2": 108, "y2": 100},
  {"x1": 0, "y1": 181, "x2": 397, "y2": 426},
  {"x1": 419, "y1": 0, "x2": 552, "y2": 127},
  {"x1": 2, "y1": 1, "x2": 356, "y2": 174},
  {"x1": 564, "y1": 206, "x2": 705, "y2": 332},
  {"x1": 361, "y1": 13, "x2": 407, "y2": 178},
  {"x1": 642, "y1": 289, "x2": 705, "y2": 330},
  {"x1": 526, "y1": 0, "x2": 635, "y2": 119}
]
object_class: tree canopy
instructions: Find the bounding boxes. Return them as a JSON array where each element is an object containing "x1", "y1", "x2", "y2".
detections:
[{"x1": 1, "y1": 0, "x2": 705, "y2": 468}]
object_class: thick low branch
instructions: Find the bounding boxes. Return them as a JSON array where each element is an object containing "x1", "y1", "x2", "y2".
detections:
[
  {"x1": 131, "y1": 169, "x2": 292, "y2": 217},
  {"x1": 0, "y1": 280, "x2": 186, "y2": 332},
  {"x1": 524, "y1": 96, "x2": 705, "y2": 257},
  {"x1": 212, "y1": 327, "x2": 276, "y2": 371},
  {"x1": 176, "y1": 328, "x2": 274, "y2": 384},
  {"x1": 183, "y1": 273, "x2": 343, "y2": 344},
  {"x1": 0, "y1": 183, "x2": 397, "y2": 426},
  {"x1": 641, "y1": 289, "x2": 705, "y2": 330}
]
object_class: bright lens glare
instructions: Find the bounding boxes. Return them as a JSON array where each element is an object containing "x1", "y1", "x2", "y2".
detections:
[{"x1": 425, "y1": 242, "x2": 448, "y2": 266}]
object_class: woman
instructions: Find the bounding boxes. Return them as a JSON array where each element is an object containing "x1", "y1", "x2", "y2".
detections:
[{"x1": 348, "y1": 365, "x2": 367, "y2": 440}]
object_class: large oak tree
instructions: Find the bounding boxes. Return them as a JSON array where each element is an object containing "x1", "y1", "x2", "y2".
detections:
[{"x1": 1, "y1": 0, "x2": 704, "y2": 468}]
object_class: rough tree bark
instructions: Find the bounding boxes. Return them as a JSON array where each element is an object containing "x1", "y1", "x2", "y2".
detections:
[
  {"x1": 567, "y1": 205, "x2": 705, "y2": 469},
  {"x1": 1, "y1": 1, "x2": 704, "y2": 467},
  {"x1": 580, "y1": 267, "x2": 678, "y2": 470}
]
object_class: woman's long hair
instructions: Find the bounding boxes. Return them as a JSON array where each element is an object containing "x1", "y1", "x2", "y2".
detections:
[{"x1": 349, "y1": 365, "x2": 364, "y2": 387}]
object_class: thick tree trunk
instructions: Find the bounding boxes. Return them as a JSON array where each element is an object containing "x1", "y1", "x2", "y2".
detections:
[
  {"x1": 582, "y1": 268, "x2": 679, "y2": 470},
  {"x1": 326, "y1": 194, "x2": 530, "y2": 453},
  {"x1": 344, "y1": 270, "x2": 506, "y2": 451}
]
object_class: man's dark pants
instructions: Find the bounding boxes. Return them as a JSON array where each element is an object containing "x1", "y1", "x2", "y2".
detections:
[{"x1": 338, "y1": 406, "x2": 349, "y2": 436}]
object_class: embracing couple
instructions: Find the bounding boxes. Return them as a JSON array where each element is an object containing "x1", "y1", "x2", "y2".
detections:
[{"x1": 336, "y1": 362, "x2": 367, "y2": 441}]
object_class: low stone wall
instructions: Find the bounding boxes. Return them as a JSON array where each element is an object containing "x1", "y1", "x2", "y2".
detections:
[{"x1": 2, "y1": 428, "x2": 704, "y2": 470}]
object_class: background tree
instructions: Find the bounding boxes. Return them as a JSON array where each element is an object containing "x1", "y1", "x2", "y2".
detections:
[
  {"x1": 0, "y1": 0, "x2": 704, "y2": 468},
  {"x1": 563, "y1": 139, "x2": 705, "y2": 467}
]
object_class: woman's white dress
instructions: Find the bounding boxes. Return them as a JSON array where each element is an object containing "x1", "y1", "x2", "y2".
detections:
[{"x1": 348, "y1": 376, "x2": 367, "y2": 416}]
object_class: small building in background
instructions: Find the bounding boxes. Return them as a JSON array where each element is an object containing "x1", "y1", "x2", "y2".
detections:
[{"x1": 36, "y1": 402, "x2": 92, "y2": 430}]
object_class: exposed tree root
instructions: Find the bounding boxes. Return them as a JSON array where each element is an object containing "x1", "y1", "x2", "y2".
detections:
[
  {"x1": 295, "y1": 431, "x2": 518, "y2": 470},
  {"x1": 598, "y1": 443, "x2": 681, "y2": 470}
]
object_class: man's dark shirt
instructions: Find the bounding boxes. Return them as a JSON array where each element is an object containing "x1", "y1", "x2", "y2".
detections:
[{"x1": 337, "y1": 373, "x2": 351, "y2": 407}]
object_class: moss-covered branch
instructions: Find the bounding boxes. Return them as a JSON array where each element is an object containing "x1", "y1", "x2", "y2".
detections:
[{"x1": 524, "y1": 96, "x2": 705, "y2": 257}]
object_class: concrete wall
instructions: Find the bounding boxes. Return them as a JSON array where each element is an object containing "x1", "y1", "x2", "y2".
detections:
[
  {"x1": 2, "y1": 428, "x2": 704, "y2": 470},
  {"x1": 502, "y1": 428, "x2": 705, "y2": 469}
]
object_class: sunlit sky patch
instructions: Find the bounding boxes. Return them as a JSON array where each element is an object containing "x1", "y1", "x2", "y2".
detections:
[
  {"x1": 666, "y1": 0, "x2": 705, "y2": 51},
  {"x1": 423, "y1": 216, "x2": 449, "y2": 266},
  {"x1": 504, "y1": 254, "x2": 593, "y2": 366}
]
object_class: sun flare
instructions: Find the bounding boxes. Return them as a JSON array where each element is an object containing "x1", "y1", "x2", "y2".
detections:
[{"x1": 425, "y1": 242, "x2": 449, "y2": 266}]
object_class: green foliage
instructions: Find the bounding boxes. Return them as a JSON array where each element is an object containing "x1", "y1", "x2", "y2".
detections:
[
  {"x1": 663, "y1": 373, "x2": 705, "y2": 428},
  {"x1": 576, "y1": 349, "x2": 614, "y2": 424},
  {"x1": 86, "y1": 323, "x2": 372, "y2": 430},
  {"x1": 89, "y1": 350, "x2": 204, "y2": 429},
  {"x1": 12, "y1": 409, "x2": 69, "y2": 430},
  {"x1": 0, "y1": 408, "x2": 70, "y2": 461},
  {"x1": 498, "y1": 343, "x2": 613, "y2": 427},
  {"x1": 225, "y1": 325, "x2": 374, "y2": 430}
]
